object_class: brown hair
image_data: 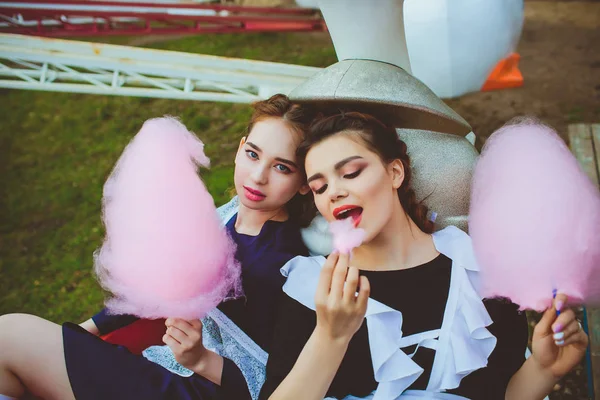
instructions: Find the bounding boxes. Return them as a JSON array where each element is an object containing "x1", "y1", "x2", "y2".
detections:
[
  {"x1": 246, "y1": 94, "x2": 316, "y2": 227},
  {"x1": 298, "y1": 111, "x2": 434, "y2": 233}
]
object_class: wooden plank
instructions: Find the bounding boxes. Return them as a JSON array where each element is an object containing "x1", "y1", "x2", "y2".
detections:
[
  {"x1": 568, "y1": 123, "x2": 599, "y2": 187},
  {"x1": 568, "y1": 123, "x2": 600, "y2": 399}
]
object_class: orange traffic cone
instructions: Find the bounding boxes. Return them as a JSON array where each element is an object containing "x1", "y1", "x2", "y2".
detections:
[{"x1": 482, "y1": 53, "x2": 524, "y2": 91}]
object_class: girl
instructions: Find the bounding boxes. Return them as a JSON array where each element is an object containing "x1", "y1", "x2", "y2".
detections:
[
  {"x1": 0, "y1": 94, "x2": 315, "y2": 400},
  {"x1": 262, "y1": 112, "x2": 589, "y2": 399}
]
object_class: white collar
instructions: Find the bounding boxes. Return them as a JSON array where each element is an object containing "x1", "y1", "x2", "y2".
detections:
[{"x1": 281, "y1": 226, "x2": 496, "y2": 399}]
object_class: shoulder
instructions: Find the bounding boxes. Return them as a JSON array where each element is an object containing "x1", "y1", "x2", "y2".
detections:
[
  {"x1": 432, "y1": 226, "x2": 479, "y2": 271},
  {"x1": 484, "y1": 298, "x2": 528, "y2": 333}
]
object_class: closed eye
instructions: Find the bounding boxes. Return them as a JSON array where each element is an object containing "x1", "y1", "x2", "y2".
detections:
[
  {"x1": 313, "y1": 184, "x2": 328, "y2": 195},
  {"x1": 344, "y1": 169, "x2": 361, "y2": 179}
]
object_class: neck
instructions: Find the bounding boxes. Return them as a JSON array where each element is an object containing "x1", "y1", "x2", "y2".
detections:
[
  {"x1": 351, "y1": 201, "x2": 438, "y2": 271},
  {"x1": 235, "y1": 202, "x2": 288, "y2": 236}
]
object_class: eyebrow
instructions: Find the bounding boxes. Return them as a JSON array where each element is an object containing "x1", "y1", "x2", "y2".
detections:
[
  {"x1": 307, "y1": 156, "x2": 364, "y2": 184},
  {"x1": 246, "y1": 141, "x2": 298, "y2": 169}
]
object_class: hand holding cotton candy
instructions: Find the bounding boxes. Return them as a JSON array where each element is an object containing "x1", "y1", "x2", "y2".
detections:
[
  {"x1": 94, "y1": 117, "x2": 241, "y2": 319},
  {"x1": 329, "y1": 218, "x2": 366, "y2": 254},
  {"x1": 469, "y1": 120, "x2": 600, "y2": 311}
]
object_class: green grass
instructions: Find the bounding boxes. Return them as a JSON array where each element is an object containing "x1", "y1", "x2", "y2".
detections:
[{"x1": 0, "y1": 32, "x2": 336, "y2": 323}]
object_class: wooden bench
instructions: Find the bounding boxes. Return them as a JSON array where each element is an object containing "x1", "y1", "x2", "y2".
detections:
[{"x1": 568, "y1": 123, "x2": 600, "y2": 400}]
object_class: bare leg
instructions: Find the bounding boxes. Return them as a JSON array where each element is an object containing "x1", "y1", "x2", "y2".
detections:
[{"x1": 0, "y1": 314, "x2": 75, "y2": 400}]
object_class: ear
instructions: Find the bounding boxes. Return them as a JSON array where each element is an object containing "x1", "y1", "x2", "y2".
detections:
[
  {"x1": 238, "y1": 136, "x2": 246, "y2": 152},
  {"x1": 299, "y1": 183, "x2": 311, "y2": 196},
  {"x1": 389, "y1": 159, "x2": 405, "y2": 190}
]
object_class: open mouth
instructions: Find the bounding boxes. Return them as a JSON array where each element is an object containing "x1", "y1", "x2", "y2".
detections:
[{"x1": 333, "y1": 205, "x2": 363, "y2": 228}]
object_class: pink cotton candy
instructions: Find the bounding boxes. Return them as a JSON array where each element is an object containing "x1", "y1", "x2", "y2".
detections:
[
  {"x1": 94, "y1": 117, "x2": 241, "y2": 319},
  {"x1": 469, "y1": 119, "x2": 600, "y2": 311},
  {"x1": 329, "y1": 218, "x2": 366, "y2": 254}
]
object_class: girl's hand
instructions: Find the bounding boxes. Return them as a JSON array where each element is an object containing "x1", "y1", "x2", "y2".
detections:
[
  {"x1": 531, "y1": 293, "x2": 589, "y2": 379},
  {"x1": 163, "y1": 318, "x2": 207, "y2": 370},
  {"x1": 314, "y1": 252, "x2": 370, "y2": 343}
]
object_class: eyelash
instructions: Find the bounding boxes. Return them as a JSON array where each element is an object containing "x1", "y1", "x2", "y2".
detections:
[
  {"x1": 314, "y1": 185, "x2": 327, "y2": 195},
  {"x1": 246, "y1": 150, "x2": 292, "y2": 174},
  {"x1": 313, "y1": 170, "x2": 362, "y2": 195},
  {"x1": 344, "y1": 170, "x2": 361, "y2": 179}
]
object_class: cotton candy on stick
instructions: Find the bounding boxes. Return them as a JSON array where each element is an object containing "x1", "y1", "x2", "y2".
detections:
[
  {"x1": 469, "y1": 120, "x2": 600, "y2": 311},
  {"x1": 329, "y1": 217, "x2": 366, "y2": 254},
  {"x1": 94, "y1": 117, "x2": 241, "y2": 319}
]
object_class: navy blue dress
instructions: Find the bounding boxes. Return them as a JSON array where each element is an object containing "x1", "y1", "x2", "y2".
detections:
[{"x1": 63, "y1": 214, "x2": 308, "y2": 400}]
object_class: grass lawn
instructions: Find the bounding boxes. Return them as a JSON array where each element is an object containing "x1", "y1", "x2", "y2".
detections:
[{"x1": 0, "y1": 32, "x2": 336, "y2": 323}]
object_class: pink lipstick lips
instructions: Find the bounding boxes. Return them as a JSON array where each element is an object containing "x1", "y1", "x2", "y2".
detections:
[{"x1": 243, "y1": 186, "x2": 266, "y2": 202}]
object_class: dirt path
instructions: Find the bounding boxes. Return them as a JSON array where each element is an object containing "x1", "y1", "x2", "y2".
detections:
[{"x1": 446, "y1": 0, "x2": 600, "y2": 149}]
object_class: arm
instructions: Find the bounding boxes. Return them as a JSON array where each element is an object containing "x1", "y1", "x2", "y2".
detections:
[
  {"x1": 506, "y1": 294, "x2": 588, "y2": 400},
  {"x1": 163, "y1": 318, "x2": 224, "y2": 384},
  {"x1": 268, "y1": 252, "x2": 370, "y2": 400},
  {"x1": 505, "y1": 357, "x2": 556, "y2": 400},
  {"x1": 163, "y1": 318, "x2": 251, "y2": 399},
  {"x1": 79, "y1": 317, "x2": 100, "y2": 335}
]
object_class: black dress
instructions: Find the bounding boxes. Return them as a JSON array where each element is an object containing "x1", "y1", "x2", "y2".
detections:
[
  {"x1": 63, "y1": 214, "x2": 308, "y2": 400},
  {"x1": 260, "y1": 254, "x2": 528, "y2": 400}
]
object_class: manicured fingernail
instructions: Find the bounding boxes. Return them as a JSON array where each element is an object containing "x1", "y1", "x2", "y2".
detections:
[
  {"x1": 555, "y1": 339, "x2": 565, "y2": 346},
  {"x1": 553, "y1": 323, "x2": 563, "y2": 333},
  {"x1": 553, "y1": 332, "x2": 564, "y2": 340},
  {"x1": 555, "y1": 300, "x2": 564, "y2": 311}
]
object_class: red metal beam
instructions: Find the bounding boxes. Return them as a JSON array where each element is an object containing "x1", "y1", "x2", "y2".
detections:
[{"x1": 0, "y1": 1, "x2": 326, "y2": 37}]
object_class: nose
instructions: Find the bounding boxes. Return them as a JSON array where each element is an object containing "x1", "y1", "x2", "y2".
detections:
[
  {"x1": 328, "y1": 180, "x2": 348, "y2": 203},
  {"x1": 250, "y1": 163, "x2": 269, "y2": 185}
]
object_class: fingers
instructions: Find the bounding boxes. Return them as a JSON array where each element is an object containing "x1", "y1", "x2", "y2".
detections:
[
  {"x1": 163, "y1": 332, "x2": 179, "y2": 348},
  {"x1": 165, "y1": 325, "x2": 188, "y2": 344},
  {"x1": 553, "y1": 293, "x2": 568, "y2": 313},
  {"x1": 551, "y1": 308, "x2": 576, "y2": 335},
  {"x1": 561, "y1": 326, "x2": 589, "y2": 348},
  {"x1": 534, "y1": 294, "x2": 569, "y2": 336},
  {"x1": 166, "y1": 318, "x2": 200, "y2": 334},
  {"x1": 554, "y1": 319, "x2": 584, "y2": 346},
  {"x1": 316, "y1": 252, "x2": 338, "y2": 302},
  {"x1": 164, "y1": 318, "x2": 203, "y2": 347},
  {"x1": 356, "y1": 276, "x2": 370, "y2": 312},
  {"x1": 330, "y1": 252, "x2": 350, "y2": 299},
  {"x1": 343, "y1": 267, "x2": 360, "y2": 302},
  {"x1": 534, "y1": 305, "x2": 558, "y2": 338},
  {"x1": 188, "y1": 319, "x2": 203, "y2": 331}
]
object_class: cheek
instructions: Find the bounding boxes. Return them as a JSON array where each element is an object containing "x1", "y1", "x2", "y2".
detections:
[
  {"x1": 315, "y1": 196, "x2": 331, "y2": 221},
  {"x1": 268, "y1": 173, "x2": 302, "y2": 199},
  {"x1": 361, "y1": 171, "x2": 397, "y2": 232},
  {"x1": 233, "y1": 157, "x2": 250, "y2": 185},
  {"x1": 359, "y1": 168, "x2": 391, "y2": 201}
]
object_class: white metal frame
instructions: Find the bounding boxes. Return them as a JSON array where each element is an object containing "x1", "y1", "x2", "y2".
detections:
[{"x1": 0, "y1": 33, "x2": 321, "y2": 103}]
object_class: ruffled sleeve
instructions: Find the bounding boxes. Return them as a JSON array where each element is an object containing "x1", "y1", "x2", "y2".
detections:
[{"x1": 427, "y1": 226, "x2": 497, "y2": 392}]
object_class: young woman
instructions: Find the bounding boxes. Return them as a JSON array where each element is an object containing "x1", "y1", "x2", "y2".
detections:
[
  {"x1": 261, "y1": 112, "x2": 588, "y2": 400},
  {"x1": 0, "y1": 94, "x2": 315, "y2": 400}
]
